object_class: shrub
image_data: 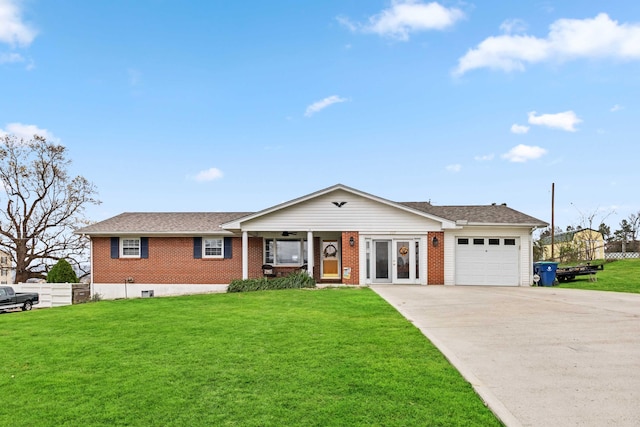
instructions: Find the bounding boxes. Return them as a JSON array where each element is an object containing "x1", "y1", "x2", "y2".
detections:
[
  {"x1": 227, "y1": 271, "x2": 316, "y2": 293},
  {"x1": 47, "y1": 259, "x2": 79, "y2": 283}
]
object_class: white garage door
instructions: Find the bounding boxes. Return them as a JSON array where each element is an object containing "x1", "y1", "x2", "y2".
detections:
[{"x1": 455, "y1": 237, "x2": 520, "y2": 286}]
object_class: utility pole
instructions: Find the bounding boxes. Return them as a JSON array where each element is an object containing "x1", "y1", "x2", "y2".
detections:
[{"x1": 551, "y1": 183, "x2": 555, "y2": 261}]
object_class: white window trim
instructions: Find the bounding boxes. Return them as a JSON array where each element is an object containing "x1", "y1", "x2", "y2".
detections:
[
  {"x1": 121, "y1": 237, "x2": 141, "y2": 258},
  {"x1": 203, "y1": 237, "x2": 224, "y2": 259}
]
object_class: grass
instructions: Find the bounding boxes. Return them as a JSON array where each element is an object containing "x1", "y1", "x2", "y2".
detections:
[
  {"x1": 0, "y1": 288, "x2": 500, "y2": 427},
  {"x1": 557, "y1": 258, "x2": 640, "y2": 293}
]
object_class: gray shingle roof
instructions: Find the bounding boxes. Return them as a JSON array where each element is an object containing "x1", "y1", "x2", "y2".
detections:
[
  {"x1": 76, "y1": 212, "x2": 252, "y2": 235},
  {"x1": 76, "y1": 192, "x2": 547, "y2": 236},
  {"x1": 400, "y1": 202, "x2": 547, "y2": 226}
]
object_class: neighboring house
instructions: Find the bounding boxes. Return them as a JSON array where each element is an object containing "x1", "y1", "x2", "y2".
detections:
[
  {"x1": 540, "y1": 228, "x2": 605, "y2": 262},
  {"x1": 0, "y1": 251, "x2": 14, "y2": 285},
  {"x1": 76, "y1": 184, "x2": 548, "y2": 299}
]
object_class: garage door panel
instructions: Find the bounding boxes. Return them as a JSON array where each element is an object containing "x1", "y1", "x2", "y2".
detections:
[{"x1": 455, "y1": 237, "x2": 519, "y2": 286}]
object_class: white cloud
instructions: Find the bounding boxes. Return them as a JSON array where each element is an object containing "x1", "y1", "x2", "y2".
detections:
[
  {"x1": 0, "y1": 122, "x2": 59, "y2": 142},
  {"x1": 539, "y1": 3, "x2": 555, "y2": 14},
  {"x1": 454, "y1": 13, "x2": 640, "y2": 75},
  {"x1": 510, "y1": 124, "x2": 530, "y2": 134},
  {"x1": 0, "y1": 51, "x2": 22, "y2": 63},
  {"x1": 336, "y1": 15, "x2": 357, "y2": 33},
  {"x1": 0, "y1": 0, "x2": 37, "y2": 47},
  {"x1": 474, "y1": 154, "x2": 494, "y2": 161},
  {"x1": 304, "y1": 95, "x2": 348, "y2": 117},
  {"x1": 193, "y1": 167, "x2": 223, "y2": 182},
  {"x1": 610, "y1": 104, "x2": 623, "y2": 112},
  {"x1": 502, "y1": 144, "x2": 547, "y2": 162},
  {"x1": 338, "y1": 1, "x2": 464, "y2": 41},
  {"x1": 528, "y1": 110, "x2": 582, "y2": 132},
  {"x1": 446, "y1": 164, "x2": 461, "y2": 172},
  {"x1": 499, "y1": 18, "x2": 527, "y2": 35}
]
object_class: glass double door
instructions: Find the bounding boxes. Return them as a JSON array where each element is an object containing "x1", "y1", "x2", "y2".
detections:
[{"x1": 372, "y1": 239, "x2": 419, "y2": 284}]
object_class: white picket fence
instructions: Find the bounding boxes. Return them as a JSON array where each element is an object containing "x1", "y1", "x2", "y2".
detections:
[
  {"x1": 605, "y1": 252, "x2": 640, "y2": 260},
  {"x1": 12, "y1": 283, "x2": 74, "y2": 308}
]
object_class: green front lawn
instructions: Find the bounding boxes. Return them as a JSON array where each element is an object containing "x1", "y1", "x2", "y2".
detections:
[
  {"x1": 0, "y1": 288, "x2": 500, "y2": 426},
  {"x1": 558, "y1": 258, "x2": 640, "y2": 293}
]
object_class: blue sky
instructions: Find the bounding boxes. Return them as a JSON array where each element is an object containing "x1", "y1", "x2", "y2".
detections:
[{"x1": 1, "y1": 0, "x2": 639, "y2": 233}]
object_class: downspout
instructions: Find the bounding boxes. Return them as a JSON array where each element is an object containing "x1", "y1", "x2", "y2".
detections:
[{"x1": 87, "y1": 235, "x2": 93, "y2": 298}]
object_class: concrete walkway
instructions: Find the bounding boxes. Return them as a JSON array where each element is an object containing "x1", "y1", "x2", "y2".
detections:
[{"x1": 371, "y1": 285, "x2": 640, "y2": 427}]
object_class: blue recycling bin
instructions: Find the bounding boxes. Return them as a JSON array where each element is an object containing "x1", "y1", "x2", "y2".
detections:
[{"x1": 534, "y1": 262, "x2": 558, "y2": 286}]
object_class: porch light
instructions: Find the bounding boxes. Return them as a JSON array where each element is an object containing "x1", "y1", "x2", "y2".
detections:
[
  {"x1": 349, "y1": 236, "x2": 355, "y2": 247},
  {"x1": 432, "y1": 236, "x2": 439, "y2": 247}
]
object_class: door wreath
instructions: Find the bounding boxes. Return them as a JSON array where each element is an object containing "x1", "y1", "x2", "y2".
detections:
[{"x1": 323, "y1": 244, "x2": 338, "y2": 258}]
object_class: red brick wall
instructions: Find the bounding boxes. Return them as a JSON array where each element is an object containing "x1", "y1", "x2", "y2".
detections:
[
  {"x1": 92, "y1": 236, "x2": 262, "y2": 284},
  {"x1": 313, "y1": 237, "x2": 321, "y2": 281},
  {"x1": 427, "y1": 232, "x2": 444, "y2": 285},
  {"x1": 341, "y1": 232, "x2": 359, "y2": 285},
  {"x1": 92, "y1": 232, "x2": 444, "y2": 285},
  {"x1": 247, "y1": 237, "x2": 264, "y2": 279}
]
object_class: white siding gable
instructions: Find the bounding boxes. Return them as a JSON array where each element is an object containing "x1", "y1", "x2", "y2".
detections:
[{"x1": 241, "y1": 189, "x2": 443, "y2": 233}]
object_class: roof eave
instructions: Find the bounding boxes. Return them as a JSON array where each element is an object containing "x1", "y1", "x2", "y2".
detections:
[
  {"x1": 75, "y1": 230, "x2": 237, "y2": 237},
  {"x1": 462, "y1": 222, "x2": 549, "y2": 228}
]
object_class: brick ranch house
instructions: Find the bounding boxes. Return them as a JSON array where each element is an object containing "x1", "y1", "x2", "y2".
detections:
[{"x1": 76, "y1": 184, "x2": 548, "y2": 299}]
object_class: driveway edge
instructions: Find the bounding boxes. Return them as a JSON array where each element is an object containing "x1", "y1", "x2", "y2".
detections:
[
  {"x1": 414, "y1": 320, "x2": 522, "y2": 427},
  {"x1": 372, "y1": 288, "x2": 522, "y2": 427}
]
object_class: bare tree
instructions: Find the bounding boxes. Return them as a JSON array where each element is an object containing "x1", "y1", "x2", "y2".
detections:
[
  {"x1": 570, "y1": 204, "x2": 614, "y2": 261},
  {"x1": 627, "y1": 213, "x2": 640, "y2": 246},
  {"x1": 0, "y1": 135, "x2": 100, "y2": 282}
]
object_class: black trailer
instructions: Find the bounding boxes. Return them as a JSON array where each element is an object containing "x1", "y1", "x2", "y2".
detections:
[{"x1": 555, "y1": 264, "x2": 604, "y2": 282}]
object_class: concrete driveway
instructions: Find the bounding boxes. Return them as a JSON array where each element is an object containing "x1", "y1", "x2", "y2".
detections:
[{"x1": 371, "y1": 285, "x2": 640, "y2": 427}]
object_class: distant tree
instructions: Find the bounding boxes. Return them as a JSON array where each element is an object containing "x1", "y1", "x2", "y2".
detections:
[
  {"x1": 598, "y1": 222, "x2": 611, "y2": 242},
  {"x1": 538, "y1": 226, "x2": 562, "y2": 240},
  {"x1": 558, "y1": 243, "x2": 580, "y2": 263},
  {"x1": 535, "y1": 226, "x2": 562, "y2": 260},
  {"x1": 0, "y1": 135, "x2": 100, "y2": 283},
  {"x1": 47, "y1": 259, "x2": 78, "y2": 283},
  {"x1": 613, "y1": 216, "x2": 639, "y2": 252},
  {"x1": 630, "y1": 213, "x2": 640, "y2": 251},
  {"x1": 533, "y1": 239, "x2": 544, "y2": 261}
]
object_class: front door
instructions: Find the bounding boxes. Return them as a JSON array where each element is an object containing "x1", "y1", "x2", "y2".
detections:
[
  {"x1": 395, "y1": 240, "x2": 411, "y2": 281},
  {"x1": 373, "y1": 240, "x2": 391, "y2": 283},
  {"x1": 321, "y1": 240, "x2": 340, "y2": 279},
  {"x1": 371, "y1": 239, "x2": 420, "y2": 284}
]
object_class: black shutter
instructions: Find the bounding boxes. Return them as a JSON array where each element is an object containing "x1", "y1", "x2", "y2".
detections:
[
  {"x1": 110, "y1": 237, "x2": 119, "y2": 259},
  {"x1": 141, "y1": 237, "x2": 149, "y2": 259},
  {"x1": 193, "y1": 237, "x2": 202, "y2": 259},
  {"x1": 224, "y1": 237, "x2": 232, "y2": 259}
]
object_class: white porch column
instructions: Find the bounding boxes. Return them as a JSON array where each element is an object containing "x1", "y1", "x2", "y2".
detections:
[
  {"x1": 307, "y1": 231, "x2": 314, "y2": 276},
  {"x1": 242, "y1": 231, "x2": 249, "y2": 280}
]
